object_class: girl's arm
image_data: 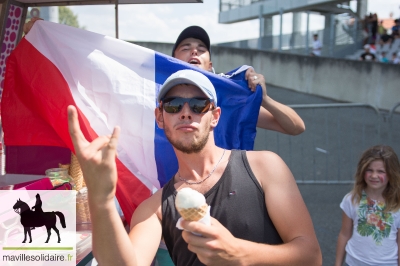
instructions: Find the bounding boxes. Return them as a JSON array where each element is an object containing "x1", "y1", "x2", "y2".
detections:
[
  {"x1": 335, "y1": 211, "x2": 353, "y2": 266},
  {"x1": 397, "y1": 230, "x2": 400, "y2": 266}
]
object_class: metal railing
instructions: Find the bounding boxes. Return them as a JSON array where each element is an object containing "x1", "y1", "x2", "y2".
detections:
[
  {"x1": 220, "y1": 0, "x2": 262, "y2": 12},
  {"x1": 388, "y1": 102, "x2": 400, "y2": 147},
  {"x1": 254, "y1": 103, "x2": 400, "y2": 184},
  {"x1": 217, "y1": 8, "x2": 364, "y2": 58}
]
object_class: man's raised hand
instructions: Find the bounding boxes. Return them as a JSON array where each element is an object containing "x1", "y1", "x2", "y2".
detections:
[
  {"x1": 23, "y1": 17, "x2": 43, "y2": 35},
  {"x1": 245, "y1": 67, "x2": 267, "y2": 96},
  {"x1": 67, "y1": 105, "x2": 120, "y2": 204}
]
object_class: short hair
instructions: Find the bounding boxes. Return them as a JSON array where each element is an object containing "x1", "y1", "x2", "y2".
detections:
[{"x1": 172, "y1": 26, "x2": 211, "y2": 59}]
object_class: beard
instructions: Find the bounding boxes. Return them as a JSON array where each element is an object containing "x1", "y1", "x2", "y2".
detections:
[{"x1": 164, "y1": 122, "x2": 210, "y2": 154}]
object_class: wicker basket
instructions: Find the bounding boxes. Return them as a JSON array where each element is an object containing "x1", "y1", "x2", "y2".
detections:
[
  {"x1": 76, "y1": 188, "x2": 91, "y2": 224},
  {"x1": 60, "y1": 153, "x2": 90, "y2": 223},
  {"x1": 69, "y1": 153, "x2": 86, "y2": 191}
]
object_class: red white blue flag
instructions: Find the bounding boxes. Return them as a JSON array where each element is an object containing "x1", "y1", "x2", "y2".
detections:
[{"x1": 1, "y1": 21, "x2": 261, "y2": 221}]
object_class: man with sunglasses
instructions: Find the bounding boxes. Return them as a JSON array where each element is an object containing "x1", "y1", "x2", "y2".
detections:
[
  {"x1": 172, "y1": 26, "x2": 305, "y2": 135},
  {"x1": 68, "y1": 69, "x2": 322, "y2": 266}
]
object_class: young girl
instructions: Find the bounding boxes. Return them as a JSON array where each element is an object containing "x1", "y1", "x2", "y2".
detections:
[{"x1": 335, "y1": 145, "x2": 400, "y2": 266}]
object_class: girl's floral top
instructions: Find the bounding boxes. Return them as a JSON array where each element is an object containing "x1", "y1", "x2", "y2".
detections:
[
  {"x1": 357, "y1": 191, "x2": 393, "y2": 245},
  {"x1": 340, "y1": 192, "x2": 400, "y2": 265}
]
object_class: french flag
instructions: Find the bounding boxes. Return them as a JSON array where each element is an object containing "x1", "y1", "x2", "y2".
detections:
[{"x1": 1, "y1": 21, "x2": 261, "y2": 222}]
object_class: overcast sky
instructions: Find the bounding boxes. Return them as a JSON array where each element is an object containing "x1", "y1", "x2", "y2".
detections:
[{"x1": 67, "y1": 0, "x2": 400, "y2": 44}]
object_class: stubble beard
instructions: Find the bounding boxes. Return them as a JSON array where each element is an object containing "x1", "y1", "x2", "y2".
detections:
[{"x1": 164, "y1": 123, "x2": 210, "y2": 154}]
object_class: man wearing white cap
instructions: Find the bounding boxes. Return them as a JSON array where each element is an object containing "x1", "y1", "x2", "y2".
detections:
[
  {"x1": 68, "y1": 69, "x2": 322, "y2": 266},
  {"x1": 360, "y1": 44, "x2": 376, "y2": 61}
]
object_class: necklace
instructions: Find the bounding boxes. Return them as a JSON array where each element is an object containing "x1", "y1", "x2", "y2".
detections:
[{"x1": 178, "y1": 149, "x2": 226, "y2": 185}]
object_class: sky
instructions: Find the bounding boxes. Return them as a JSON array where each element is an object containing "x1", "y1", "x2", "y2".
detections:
[{"x1": 65, "y1": 0, "x2": 400, "y2": 44}]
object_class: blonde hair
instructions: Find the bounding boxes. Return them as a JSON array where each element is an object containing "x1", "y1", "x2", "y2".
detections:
[{"x1": 351, "y1": 145, "x2": 400, "y2": 212}]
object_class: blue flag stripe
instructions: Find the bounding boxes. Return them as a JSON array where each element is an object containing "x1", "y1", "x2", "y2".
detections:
[{"x1": 153, "y1": 52, "x2": 261, "y2": 187}]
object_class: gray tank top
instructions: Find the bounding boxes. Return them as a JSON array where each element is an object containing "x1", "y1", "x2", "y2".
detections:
[{"x1": 161, "y1": 150, "x2": 283, "y2": 266}]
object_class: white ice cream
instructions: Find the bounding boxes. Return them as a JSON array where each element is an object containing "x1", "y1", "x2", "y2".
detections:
[{"x1": 175, "y1": 187, "x2": 206, "y2": 209}]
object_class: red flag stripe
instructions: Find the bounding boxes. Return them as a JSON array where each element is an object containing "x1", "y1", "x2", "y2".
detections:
[{"x1": 2, "y1": 37, "x2": 151, "y2": 222}]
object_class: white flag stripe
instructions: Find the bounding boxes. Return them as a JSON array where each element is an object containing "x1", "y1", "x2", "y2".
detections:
[{"x1": 25, "y1": 21, "x2": 159, "y2": 190}]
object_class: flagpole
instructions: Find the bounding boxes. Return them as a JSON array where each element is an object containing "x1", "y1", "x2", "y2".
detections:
[{"x1": 115, "y1": 0, "x2": 119, "y2": 39}]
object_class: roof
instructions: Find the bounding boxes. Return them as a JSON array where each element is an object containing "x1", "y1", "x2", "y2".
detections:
[{"x1": 20, "y1": 0, "x2": 202, "y2": 7}]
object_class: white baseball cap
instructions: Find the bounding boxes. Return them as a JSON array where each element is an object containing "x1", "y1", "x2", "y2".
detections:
[{"x1": 157, "y1": 70, "x2": 218, "y2": 106}]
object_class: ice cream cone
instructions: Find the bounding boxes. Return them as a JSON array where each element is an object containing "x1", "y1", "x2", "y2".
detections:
[{"x1": 177, "y1": 203, "x2": 208, "y2": 221}]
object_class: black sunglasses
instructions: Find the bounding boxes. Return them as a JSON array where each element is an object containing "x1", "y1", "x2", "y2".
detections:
[{"x1": 161, "y1": 97, "x2": 215, "y2": 114}]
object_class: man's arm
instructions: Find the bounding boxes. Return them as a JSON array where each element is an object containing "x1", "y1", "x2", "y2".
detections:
[
  {"x1": 129, "y1": 191, "x2": 163, "y2": 265},
  {"x1": 245, "y1": 68, "x2": 305, "y2": 135},
  {"x1": 334, "y1": 211, "x2": 353, "y2": 266},
  {"x1": 181, "y1": 151, "x2": 321, "y2": 265},
  {"x1": 247, "y1": 151, "x2": 321, "y2": 265},
  {"x1": 68, "y1": 106, "x2": 161, "y2": 266}
]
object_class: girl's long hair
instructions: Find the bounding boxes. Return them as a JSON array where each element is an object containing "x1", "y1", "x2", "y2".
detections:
[{"x1": 351, "y1": 145, "x2": 400, "y2": 212}]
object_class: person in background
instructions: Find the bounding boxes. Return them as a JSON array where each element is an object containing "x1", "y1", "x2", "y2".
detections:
[
  {"x1": 392, "y1": 19, "x2": 400, "y2": 39},
  {"x1": 370, "y1": 13, "x2": 378, "y2": 44},
  {"x1": 311, "y1": 33, "x2": 322, "y2": 57},
  {"x1": 379, "y1": 51, "x2": 389, "y2": 63},
  {"x1": 377, "y1": 20, "x2": 386, "y2": 40},
  {"x1": 335, "y1": 145, "x2": 400, "y2": 266},
  {"x1": 391, "y1": 52, "x2": 400, "y2": 64},
  {"x1": 379, "y1": 29, "x2": 393, "y2": 45},
  {"x1": 172, "y1": 25, "x2": 305, "y2": 135},
  {"x1": 360, "y1": 44, "x2": 376, "y2": 61}
]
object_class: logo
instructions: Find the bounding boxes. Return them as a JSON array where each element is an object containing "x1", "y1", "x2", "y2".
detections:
[
  {"x1": 1, "y1": 190, "x2": 76, "y2": 265},
  {"x1": 13, "y1": 193, "x2": 66, "y2": 243}
]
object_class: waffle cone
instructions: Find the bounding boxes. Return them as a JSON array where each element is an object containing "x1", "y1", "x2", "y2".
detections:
[{"x1": 177, "y1": 204, "x2": 208, "y2": 221}]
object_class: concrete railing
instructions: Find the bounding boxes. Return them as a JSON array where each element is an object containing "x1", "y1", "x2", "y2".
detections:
[{"x1": 133, "y1": 41, "x2": 400, "y2": 111}]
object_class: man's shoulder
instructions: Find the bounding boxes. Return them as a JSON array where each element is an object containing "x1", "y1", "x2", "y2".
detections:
[
  {"x1": 246, "y1": 150, "x2": 279, "y2": 158},
  {"x1": 245, "y1": 150, "x2": 284, "y2": 168},
  {"x1": 244, "y1": 150, "x2": 294, "y2": 190}
]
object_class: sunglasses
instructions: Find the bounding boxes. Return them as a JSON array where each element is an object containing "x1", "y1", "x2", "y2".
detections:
[{"x1": 161, "y1": 97, "x2": 215, "y2": 114}]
